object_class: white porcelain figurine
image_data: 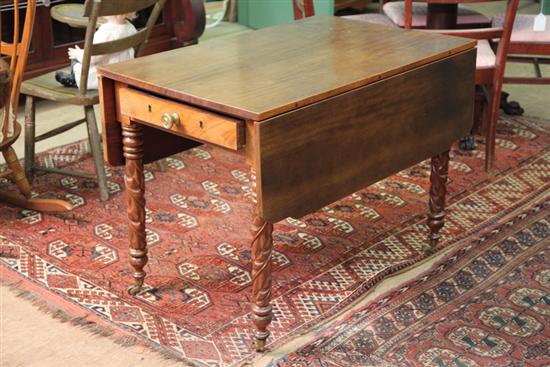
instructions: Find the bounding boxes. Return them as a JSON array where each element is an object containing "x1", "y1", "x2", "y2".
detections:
[{"x1": 55, "y1": 13, "x2": 137, "y2": 90}]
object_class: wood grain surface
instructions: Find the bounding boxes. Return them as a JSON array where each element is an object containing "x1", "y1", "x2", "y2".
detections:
[
  {"x1": 98, "y1": 16, "x2": 475, "y2": 121},
  {"x1": 117, "y1": 87, "x2": 244, "y2": 150},
  {"x1": 100, "y1": 78, "x2": 200, "y2": 166},
  {"x1": 253, "y1": 49, "x2": 476, "y2": 223},
  {"x1": 99, "y1": 76, "x2": 124, "y2": 165}
]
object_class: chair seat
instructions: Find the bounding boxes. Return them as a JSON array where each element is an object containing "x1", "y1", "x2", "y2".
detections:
[
  {"x1": 21, "y1": 70, "x2": 99, "y2": 106},
  {"x1": 383, "y1": 1, "x2": 490, "y2": 28},
  {"x1": 342, "y1": 13, "x2": 399, "y2": 27},
  {"x1": 492, "y1": 14, "x2": 550, "y2": 44},
  {"x1": 476, "y1": 39, "x2": 496, "y2": 69}
]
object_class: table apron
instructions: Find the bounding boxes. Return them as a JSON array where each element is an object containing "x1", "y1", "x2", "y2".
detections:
[{"x1": 117, "y1": 86, "x2": 245, "y2": 151}]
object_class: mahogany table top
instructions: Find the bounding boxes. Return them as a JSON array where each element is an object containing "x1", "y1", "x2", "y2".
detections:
[{"x1": 98, "y1": 15, "x2": 475, "y2": 121}]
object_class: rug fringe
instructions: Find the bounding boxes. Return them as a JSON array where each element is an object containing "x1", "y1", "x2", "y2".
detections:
[{"x1": 2, "y1": 280, "x2": 200, "y2": 367}]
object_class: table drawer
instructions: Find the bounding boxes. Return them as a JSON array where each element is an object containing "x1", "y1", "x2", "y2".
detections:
[{"x1": 117, "y1": 87, "x2": 244, "y2": 150}]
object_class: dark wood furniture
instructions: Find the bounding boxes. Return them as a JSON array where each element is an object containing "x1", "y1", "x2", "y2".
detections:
[
  {"x1": 335, "y1": 0, "x2": 371, "y2": 12},
  {"x1": 0, "y1": 0, "x2": 71, "y2": 212},
  {"x1": 404, "y1": 0, "x2": 519, "y2": 171},
  {"x1": 0, "y1": 0, "x2": 205, "y2": 79},
  {"x1": 21, "y1": 0, "x2": 168, "y2": 201},
  {"x1": 294, "y1": 0, "x2": 371, "y2": 19},
  {"x1": 97, "y1": 16, "x2": 476, "y2": 352}
]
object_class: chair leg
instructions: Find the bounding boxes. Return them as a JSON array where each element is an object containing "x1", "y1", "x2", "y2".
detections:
[
  {"x1": 472, "y1": 87, "x2": 484, "y2": 134},
  {"x1": 480, "y1": 92, "x2": 490, "y2": 135},
  {"x1": 2, "y1": 147, "x2": 32, "y2": 199},
  {"x1": 485, "y1": 89, "x2": 499, "y2": 172},
  {"x1": 24, "y1": 95, "x2": 36, "y2": 182},
  {"x1": 0, "y1": 190, "x2": 73, "y2": 212},
  {"x1": 84, "y1": 106, "x2": 109, "y2": 201},
  {"x1": 459, "y1": 88, "x2": 483, "y2": 151}
]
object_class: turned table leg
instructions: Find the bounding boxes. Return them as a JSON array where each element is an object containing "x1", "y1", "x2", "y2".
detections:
[
  {"x1": 426, "y1": 149, "x2": 449, "y2": 251},
  {"x1": 251, "y1": 212, "x2": 273, "y2": 352},
  {"x1": 122, "y1": 122, "x2": 148, "y2": 295},
  {"x1": 250, "y1": 170, "x2": 274, "y2": 352}
]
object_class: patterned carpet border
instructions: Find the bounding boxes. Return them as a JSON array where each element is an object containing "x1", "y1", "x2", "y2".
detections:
[
  {"x1": 253, "y1": 151, "x2": 550, "y2": 353},
  {"x1": 270, "y1": 193, "x2": 549, "y2": 366},
  {"x1": 2, "y1": 152, "x2": 548, "y2": 366}
]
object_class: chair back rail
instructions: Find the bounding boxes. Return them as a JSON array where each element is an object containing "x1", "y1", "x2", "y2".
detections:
[
  {"x1": 78, "y1": 0, "x2": 167, "y2": 95},
  {"x1": 424, "y1": 27, "x2": 503, "y2": 39},
  {"x1": 0, "y1": 0, "x2": 36, "y2": 137},
  {"x1": 90, "y1": 31, "x2": 148, "y2": 56}
]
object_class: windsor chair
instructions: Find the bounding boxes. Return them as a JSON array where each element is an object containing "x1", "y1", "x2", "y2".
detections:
[
  {"x1": 0, "y1": 0, "x2": 71, "y2": 211},
  {"x1": 22, "y1": 0, "x2": 167, "y2": 201}
]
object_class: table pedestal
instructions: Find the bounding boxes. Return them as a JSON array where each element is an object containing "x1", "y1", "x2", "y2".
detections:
[{"x1": 427, "y1": 3, "x2": 458, "y2": 29}]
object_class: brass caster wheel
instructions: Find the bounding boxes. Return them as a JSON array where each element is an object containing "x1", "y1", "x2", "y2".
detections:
[
  {"x1": 128, "y1": 284, "x2": 142, "y2": 296},
  {"x1": 254, "y1": 339, "x2": 267, "y2": 352},
  {"x1": 421, "y1": 238, "x2": 438, "y2": 253}
]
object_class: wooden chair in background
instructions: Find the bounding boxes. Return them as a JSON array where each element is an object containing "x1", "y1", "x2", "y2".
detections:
[
  {"x1": 22, "y1": 0, "x2": 167, "y2": 201},
  {"x1": 403, "y1": 0, "x2": 519, "y2": 171},
  {"x1": 335, "y1": 0, "x2": 372, "y2": 13},
  {"x1": 381, "y1": 0, "x2": 490, "y2": 28},
  {"x1": 0, "y1": 0, "x2": 71, "y2": 212},
  {"x1": 493, "y1": 13, "x2": 550, "y2": 85},
  {"x1": 293, "y1": 0, "x2": 315, "y2": 19},
  {"x1": 174, "y1": 0, "x2": 206, "y2": 44},
  {"x1": 292, "y1": 0, "x2": 362, "y2": 19},
  {"x1": 294, "y1": 0, "x2": 397, "y2": 26}
]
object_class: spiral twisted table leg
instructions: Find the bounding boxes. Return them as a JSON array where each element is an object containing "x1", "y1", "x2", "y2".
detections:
[
  {"x1": 251, "y1": 213, "x2": 273, "y2": 352},
  {"x1": 426, "y1": 149, "x2": 450, "y2": 251},
  {"x1": 249, "y1": 169, "x2": 273, "y2": 352},
  {"x1": 122, "y1": 122, "x2": 147, "y2": 295}
]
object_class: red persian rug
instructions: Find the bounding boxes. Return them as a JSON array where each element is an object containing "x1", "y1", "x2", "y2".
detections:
[
  {"x1": 0, "y1": 115, "x2": 549, "y2": 366},
  {"x1": 271, "y1": 194, "x2": 549, "y2": 367}
]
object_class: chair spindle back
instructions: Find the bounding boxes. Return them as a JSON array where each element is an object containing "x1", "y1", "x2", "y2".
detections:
[
  {"x1": 0, "y1": 0, "x2": 36, "y2": 137},
  {"x1": 79, "y1": 0, "x2": 167, "y2": 95}
]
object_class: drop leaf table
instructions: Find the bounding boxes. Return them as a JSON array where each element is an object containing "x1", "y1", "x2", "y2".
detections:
[{"x1": 98, "y1": 15, "x2": 476, "y2": 352}]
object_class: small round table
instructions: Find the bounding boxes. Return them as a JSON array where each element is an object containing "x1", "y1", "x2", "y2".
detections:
[{"x1": 50, "y1": 3, "x2": 105, "y2": 28}]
